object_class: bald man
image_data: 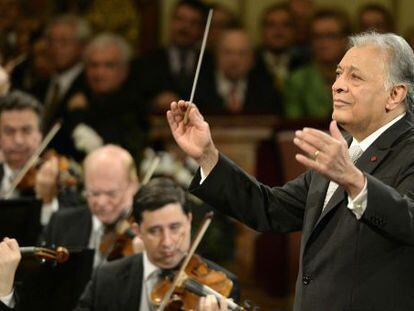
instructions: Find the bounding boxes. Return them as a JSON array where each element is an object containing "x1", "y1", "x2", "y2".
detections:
[{"x1": 42, "y1": 144, "x2": 140, "y2": 268}]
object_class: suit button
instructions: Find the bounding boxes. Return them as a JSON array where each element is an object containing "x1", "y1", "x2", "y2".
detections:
[{"x1": 302, "y1": 275, "x2": 312, "y2": 285}]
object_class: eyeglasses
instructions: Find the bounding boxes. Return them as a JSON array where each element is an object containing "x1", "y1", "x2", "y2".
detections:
[{"x1": 83, "y1": 186, "x2": 128, "y2": 200}]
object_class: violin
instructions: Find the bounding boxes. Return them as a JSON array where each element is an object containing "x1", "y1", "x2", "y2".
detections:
[
  {"x1": 20, "y1": 246, "x2": 70, "y2": 264},
  {"x1": 99, "y1": 212, "x2": 136, "y2": 261},
  {"x1": 151, "y1": 254, "x2": 243, "y2": 311},
  {"x1": 17, "y1": 149, "x2": 82, "y2": 193}
]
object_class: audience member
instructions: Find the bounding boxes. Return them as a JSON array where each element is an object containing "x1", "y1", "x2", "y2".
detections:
[
  {"x1": 134, "y1": 0, "x2": 210, "y2": 113},
  {"x1": 61, "y1": 33, "x2": 149, "y2": 165},
  {"x1": 284, "y1": 8, "x2": 350, "y2": 119},
  {"x1": 358, "y1": 3, "x2": 394, "y2": 33},
  {"x1": 197, "y1": 27, "x2": 281, "y2": 115}
]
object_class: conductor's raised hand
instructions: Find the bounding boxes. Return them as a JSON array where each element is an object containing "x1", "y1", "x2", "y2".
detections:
[
  {"x1": 293, "y1": 120, "x2": 365, "y2": 198},
  {"x1": 167, "y1": 100, "x2": 219, "y2": 176}
]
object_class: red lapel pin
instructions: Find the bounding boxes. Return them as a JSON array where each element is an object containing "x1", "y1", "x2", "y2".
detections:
[{"x1": 370, "y1": 155, "x2": 377, "y2": 162}]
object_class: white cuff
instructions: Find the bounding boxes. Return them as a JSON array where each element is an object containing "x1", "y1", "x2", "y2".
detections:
[
  {"x1": 41, "y1": 198, "x2": 59, "y2": 226},
  {"x1": 0, "y1": 290, "x2": 15, "y2": 308},
  {"x1": 347, "y1": 177, "x2": 368, "y2": 220}
]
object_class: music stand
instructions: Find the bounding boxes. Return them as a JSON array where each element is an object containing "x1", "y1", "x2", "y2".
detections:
[
  {"x1": 0, "y1": 198, "x2": 42, "y2": 246},
  {"x1": 16, "y1": 248, "x2": 95, "y2": 311}
]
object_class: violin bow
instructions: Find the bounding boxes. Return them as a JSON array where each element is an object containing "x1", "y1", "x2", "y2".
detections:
[
  {"x1": 2, "y1": 121, "x2": 62, "y2": 199},
  {"x1": 157, "y1": 212, "x2": 214, "y2": 311},
  {"x1": 183, "y1": 9, "x2": 213, "y2": 125},
  {"x1": 141, "y1": 155, "x2": 160, "y2": 185}
]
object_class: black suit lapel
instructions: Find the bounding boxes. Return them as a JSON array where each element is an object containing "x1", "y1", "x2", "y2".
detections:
[
  {"x1": 119, "y1": 254, "x2": 143, "y2": 311},
  {"x1": 306, "y1": 112, "x2": 414, "y2": 244}
]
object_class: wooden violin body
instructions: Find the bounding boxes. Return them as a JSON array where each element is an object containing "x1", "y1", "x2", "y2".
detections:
[{"x1": 151, "y1": 255, "x2": 234, "y2": 310}]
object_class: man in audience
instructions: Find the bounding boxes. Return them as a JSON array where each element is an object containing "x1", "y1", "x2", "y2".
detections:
[
  {"x1": 41, "y1": 15, "x2": 91, "y2": 132},
  {"x1": 197, "y1": 27, "x2": 281, "y2": 115},
  {"x1": 62, "y1": 33, "x2": 149, "y2": 165},
  {"x1": 254, "y1": 2, "x2": 310, "y2": 94},
  {"x1": 134, "y1": 0, "x2": 210, "y2": 113},
  {"x1": 358, "y1": 3, "x2": 394, "y2": 34},
  {"x1": 284, "y1": 8, "x2": 350, "y2": 119}
]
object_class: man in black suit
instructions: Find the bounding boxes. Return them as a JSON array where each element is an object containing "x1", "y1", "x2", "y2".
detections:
[
  {"x1": 42, "y1": 144, "x2": 140, "y2": 268},
  {"x1": 75, "y1": 177, "x2": 239, "y2": 311},
  {"x1": 40, "y1": 14, "x2": 90, "y2": 132},
  {"x1": 196, "y1": 27, "x2": 282, "y2": 115},
  {"x1": 167, "y1": 31, "x2": 414, "y2": 310},
  {"x1": 0, "y1": 90, "x2": 75, "y2": 226},
  {"x1": 133, "y1": 0, "x2": 211, "y2": 113}
]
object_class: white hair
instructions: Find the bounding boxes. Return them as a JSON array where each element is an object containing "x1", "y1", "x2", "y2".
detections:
[
  {"x1": 84, "y1": 33, "x2": 132, "y2": 65},
  {"x1": 349, "y1": 31, "x2": 414, "y2": 109}
]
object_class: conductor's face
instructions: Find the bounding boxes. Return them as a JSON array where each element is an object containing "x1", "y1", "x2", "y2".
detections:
[
  {"x1": 332, "y1": 45, "x2": 400, "y2": 140},
  {"x1": 137, "y1": 203, "x2": 192, "y2": 269}
]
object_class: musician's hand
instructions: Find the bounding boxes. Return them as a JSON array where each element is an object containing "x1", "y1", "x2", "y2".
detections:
[
  {"x1": 132, "y1": 236, "x2": 145, "y2": 254},
  {"x1": 198, "y1": 295, "x2": 228, "y2": 311},
  {"x1": 167, "y1": 100, "x2": 218, "y2": 176},
  {"x1": 0, "y1": 238, "x2": 21, "y2": 297},
  {"x1": 36, "y1": 156, "x2": 58, "y2": 204}
]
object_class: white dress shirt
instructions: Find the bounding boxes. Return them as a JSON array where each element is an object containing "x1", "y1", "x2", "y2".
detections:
[
  {"x1": 139, "y1": 252, "x2": 160, "y2": 311},
  {"x1": 1, "y1": 163, "x2": 59, "y2": 225},
  {"x1": 45, "y1": 63, "x2": 83, "y2": 104}
]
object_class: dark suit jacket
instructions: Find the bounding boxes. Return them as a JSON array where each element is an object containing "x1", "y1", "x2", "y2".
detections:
[
  {"x1": 195, "y1": 69, "x2": 282, "y2": 115},
  {"x1": 190, "y1": 112, "x2": 414, "y2": 311},
  {"x1": 75, "y1": 253, "x2": 240, "y2": 311},
  {"x1": 132, "y1": 47, "x2": 213, "y2": 103},
  {"x1": 42, "y1": 207, "x2": 92, "y2": 248}
]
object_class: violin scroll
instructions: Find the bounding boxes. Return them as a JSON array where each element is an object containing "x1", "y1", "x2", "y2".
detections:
[{"x1": 20, "y1": 246, "x2": 70, "y2": 264}]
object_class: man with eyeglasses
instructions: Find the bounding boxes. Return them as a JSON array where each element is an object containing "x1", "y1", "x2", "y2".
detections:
[{"x1": 42, "y1": 144, "x2": 140, "y2": 268}]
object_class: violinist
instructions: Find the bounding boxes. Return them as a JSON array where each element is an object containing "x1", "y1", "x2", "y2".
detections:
[
  {"x1": 0, "y1": 90, "x2": 75, "y2": 225},
  {"x1": 42, "y1": 144, "x2": 140, "y2": 268},
  {"x1": 76, "y1": 177, "x2": 239, "y2": 311},
  {"x1": 0, "y1": 237, "x2": 21, "y2": 311}
]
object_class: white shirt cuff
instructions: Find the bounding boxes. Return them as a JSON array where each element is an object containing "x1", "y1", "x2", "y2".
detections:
[
  {"x1": 41, "y1": 198, "x2": 59, "y2": 226},
  {"x1": 347, "y1": 177, "x2": 368, "y2": 220},
  {"x1": 0, "y1": 290, "x2": 15, "y2": 308}
]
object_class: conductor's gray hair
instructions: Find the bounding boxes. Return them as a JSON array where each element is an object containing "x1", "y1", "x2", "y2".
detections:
[{"x1": 349, "y1": 31, "x2": 414, "y2": 109}]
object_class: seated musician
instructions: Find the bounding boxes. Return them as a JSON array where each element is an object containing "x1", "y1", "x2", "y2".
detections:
[
  {"x1": 42, "y1": 144, "x2": 141, "y2": 268},
  {"x1": 75, "y1": 177, "x2": 240, "y2": 311},
  {"x1": 0, "y1": 90, "x2": 78, "y2": 225}
]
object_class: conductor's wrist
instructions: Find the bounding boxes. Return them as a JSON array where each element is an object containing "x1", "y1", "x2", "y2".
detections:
[
  {"x1": 197, "y1": 146, "x2": 219, "y2": 177},
  {"x1": 344, "y1": 168, "x2": 366, "y2": 199}
]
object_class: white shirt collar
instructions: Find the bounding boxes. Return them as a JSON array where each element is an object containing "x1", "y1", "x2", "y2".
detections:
[
  {"x1": 143, "y1": 251, "x2": 160, "y2": 281},
  {"x1": 216, "y1": 70, "x2": 247, "y2": 100},
  {"x1": 351, "y1": 112, "x2": 406, "y2": 151},
  {"x1": 52, "y1": 63, "x2": 83, "y2": 99}
]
